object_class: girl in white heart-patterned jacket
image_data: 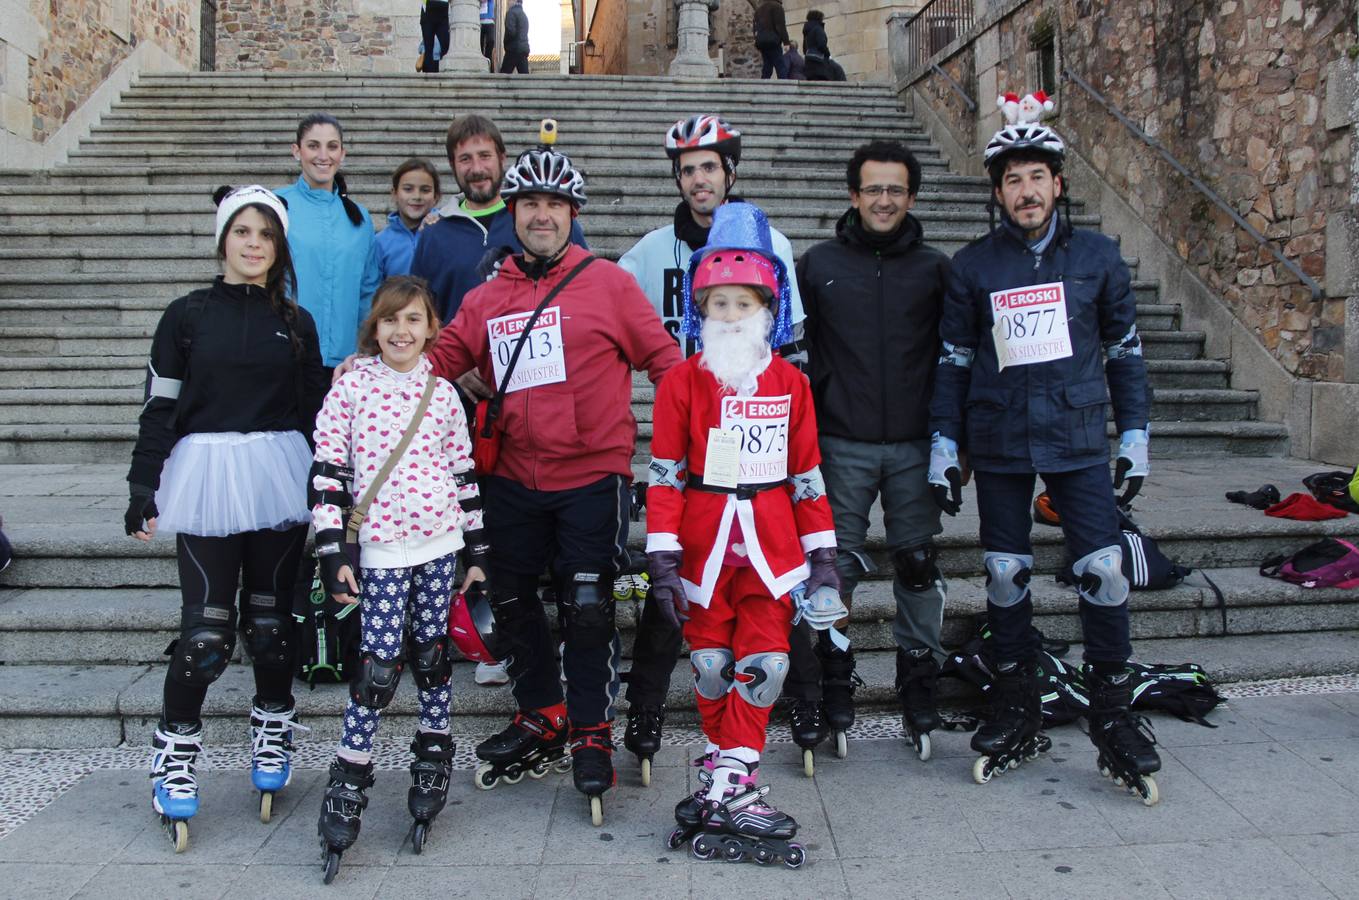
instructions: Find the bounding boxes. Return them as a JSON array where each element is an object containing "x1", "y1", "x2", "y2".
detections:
[{"x1": 309, "y1": 275, "x2": 486, "y2": 870}]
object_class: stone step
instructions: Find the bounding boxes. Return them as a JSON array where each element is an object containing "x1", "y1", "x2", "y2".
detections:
[
  {"x1": 2, "y1": 567, "x2": 1349, "y2": 666},
  {"x1": 5, "y1": 629, "x2": 1357, "y2": 748},
  {"x1": 0, "y1": 355, "x2": 148, "y2": 388}
]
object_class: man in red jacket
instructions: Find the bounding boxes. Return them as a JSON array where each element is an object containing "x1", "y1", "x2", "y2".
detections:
[{"x1": 427, "y1": 146, "x2": 680, "y2": 822}]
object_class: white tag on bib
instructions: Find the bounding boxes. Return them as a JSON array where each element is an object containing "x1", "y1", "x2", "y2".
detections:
[
  {"x1": 719, "y1": 395, "x2": 791, "y2": 484},
  {"x1": 486, "y1": 306, "x2": 566, "y2": 393},
  {"x1": 989, "y1": 282, "x2": 1073, "y2": 371},
  {"x1": 704, "y1": 429, "x2": 742, "y2": 489}
]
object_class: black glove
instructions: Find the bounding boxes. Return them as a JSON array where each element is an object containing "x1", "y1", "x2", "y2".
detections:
[
  {"x1": 315, "y1": 528, "x2": 356, "y2": 597},
  {"x1": 124, "y1": 484, "x2": 158, "y2": 535},
  {"x1": 928, "y1": 434, "x2": 963, "y2": 516},
  {"x1": 804, "y1": 547, "x2": 840, "y2": 596},
  {"x1": 647, "y1": 549, "x2": 688, "y2": 629}
]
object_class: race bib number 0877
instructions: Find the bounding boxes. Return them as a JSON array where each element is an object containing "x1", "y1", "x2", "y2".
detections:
[
  {"x1": 989, "y1": 282, "x2": 1073, "y2": 371},
  {"x1": 486, "y1": 306, "x2": 567, "y2": 393},
  {"x1": 719, "y1": 395, "x2": 790, "y2": 484}
]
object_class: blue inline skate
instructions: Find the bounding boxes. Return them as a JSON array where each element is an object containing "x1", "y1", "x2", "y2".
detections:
[{"x1": 150, "y1": 720, "x2": 203, "y2": 853}]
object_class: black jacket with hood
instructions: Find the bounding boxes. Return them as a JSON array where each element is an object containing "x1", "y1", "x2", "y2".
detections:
[{"x1": 797, "y1": 209, "x2": 951, "y2": 443}]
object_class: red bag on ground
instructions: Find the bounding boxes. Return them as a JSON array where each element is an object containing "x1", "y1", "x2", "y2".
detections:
[{"x1": 1263, "y1": 492, "x2": 1348, "y2": 521}]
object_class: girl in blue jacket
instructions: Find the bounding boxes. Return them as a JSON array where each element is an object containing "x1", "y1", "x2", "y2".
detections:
[{"x1": 278, "y1": 113, "x2": 382, "y2": 367}]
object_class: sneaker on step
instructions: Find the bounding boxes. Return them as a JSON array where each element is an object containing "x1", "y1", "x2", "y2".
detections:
[{"x1": 475, "y1": 660, "x2": 510, "y2": 686}]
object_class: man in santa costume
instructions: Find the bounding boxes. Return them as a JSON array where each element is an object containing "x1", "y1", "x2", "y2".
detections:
[{"x1": 645, "y1": 201, "x2": 838, "y2": 865}]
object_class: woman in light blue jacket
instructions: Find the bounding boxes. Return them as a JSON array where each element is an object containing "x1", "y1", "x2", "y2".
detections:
[{"x1": 278, "y1": 113, "x2": 382, "y2": 367}]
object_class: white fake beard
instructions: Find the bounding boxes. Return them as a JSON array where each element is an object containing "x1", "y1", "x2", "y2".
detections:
[{"x1": 700, "y1": 308, "x2": 773, "y2": 392}]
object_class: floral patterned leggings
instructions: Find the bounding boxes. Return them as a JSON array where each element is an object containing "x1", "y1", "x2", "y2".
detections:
[{"x1": 339, "y1": 552, "x2": 457, "y2": 755}]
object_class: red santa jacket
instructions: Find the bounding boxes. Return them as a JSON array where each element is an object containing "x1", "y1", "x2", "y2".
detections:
[
  {"x1": 427, "y1": 244, "x2": 682, "y2": 491},
  {"x1": 645, "y1": 352, "x2": 836, "y2": 607}
]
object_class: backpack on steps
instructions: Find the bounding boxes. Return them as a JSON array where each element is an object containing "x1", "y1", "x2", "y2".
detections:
[{"x1": 1260, "y1": 538, "x2": 1359, "y2": 589}]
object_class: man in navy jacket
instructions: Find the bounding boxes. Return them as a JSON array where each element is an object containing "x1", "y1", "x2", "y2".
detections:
[{"x1": 929, "y1": 117, "x2": 1161, "y2": 799}]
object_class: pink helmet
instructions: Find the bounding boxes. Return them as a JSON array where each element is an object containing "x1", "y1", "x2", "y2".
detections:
[
  {"x1": 690, "y1": 249, "x2": 779, "y2": 300},
  {"x1": 447, "y1": 585, "x2": 498, "y2": 663}
]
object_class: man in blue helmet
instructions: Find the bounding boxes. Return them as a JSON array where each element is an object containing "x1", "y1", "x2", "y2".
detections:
[{"x1": 929, "y1": 111, "x2": 1161, "y2": 803}]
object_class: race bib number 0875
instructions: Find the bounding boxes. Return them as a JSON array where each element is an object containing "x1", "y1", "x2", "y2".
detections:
[
  {"x1": 719, "y1": 395, "x2": 790, "y2": 484},
  {"x1": 989, "y1": 282, "x2": 1073, "y2": 371},
  {"x1": 486, "y1": 306, "x2": 567, "y2": 393}
]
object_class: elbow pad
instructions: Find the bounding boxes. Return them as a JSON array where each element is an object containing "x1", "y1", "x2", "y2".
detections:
[
  {"x1": 308, "y1": 460, "x2": 354, "y2": 508},
  {"x1": 1104, "y1": 326, "x2": 1143, "y2": 361},
  {"x1": 938, "y1": 341, "x2": 975, "y2": 368}
]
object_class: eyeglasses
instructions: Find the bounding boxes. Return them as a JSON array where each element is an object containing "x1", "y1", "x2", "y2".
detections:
[
  {"x1": 858, "y1": 184, "x2": 909, "y2": 198},
  {"x1": 679, "y1": 161, "x2": 723, "y2": 178}
]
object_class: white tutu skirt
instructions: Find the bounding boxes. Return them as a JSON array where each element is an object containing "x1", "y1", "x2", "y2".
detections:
[{"x1": 155, "y1": 431, "x2": 312, "y2": 537}]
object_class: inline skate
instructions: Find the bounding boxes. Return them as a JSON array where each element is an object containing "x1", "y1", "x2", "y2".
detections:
[
  {"x1": 570, "y1": 722, "x2": 615, "y2": 826},
  {"x1": 317, "y1": 757, "x2": 375, "y2": 884},
  {"x1": 895, "y1": 648, "x2": 942, "y2": 761},
  {"x1": 623, "y1": 702, "x2": 665, "y2": 787},
  {"x1": 971, "y1": 660, "x2": 1051, "y2": 783},
  {"x1": 787, "y1": 698, "x2": 826, "y2": 777},
  {"x1": 150, "y1": 720, "x2": 203, "y2": 853},
  {"x1": 819, "y1": 637, "x2": 861, "y2": 760},
  {"x1": 688, "y1": 759, "x2": 804, "y2": 869},
  {"x1": 249, "y1": 700, "x2": 304, "y2": 823},
  {"x1": 474, "y1": 705, "x2": 571, "y2": 789},
  {"x1": 667, "y1": 750, "x2": 721, "y2": 848},
  {"x1": 408, "y1": 731, "x2": 454, "y2": 852},
  {"x1": 1085, "y1": 666, "x2": 1162, "y2": 806}
]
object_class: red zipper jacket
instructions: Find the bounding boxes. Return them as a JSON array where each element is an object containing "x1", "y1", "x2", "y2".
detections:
[{"x1": 428, "y1": 244, "x2": 682, "y2": 491}]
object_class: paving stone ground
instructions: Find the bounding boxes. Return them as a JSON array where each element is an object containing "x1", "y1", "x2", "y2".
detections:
[{"x1": 2, "y1": 681, "x2": 1357, "y2": 899}]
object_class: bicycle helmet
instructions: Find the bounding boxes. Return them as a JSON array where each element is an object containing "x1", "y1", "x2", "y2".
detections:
[
  {"x1": 665, "y1": 115, "x2": 742, "y2": 173},
  {"x1": 690, "y1": 249, "x2": 779, "y2": 300},
  {"x1": 447, "y1": 583, "x2": 500, "y2": 663},
  {"x1": 500, "y1": 148, "x2": 588, "y2": 208},
  {"x1": 983, "y1": 123, "x2": 1066, "y2": 183}
]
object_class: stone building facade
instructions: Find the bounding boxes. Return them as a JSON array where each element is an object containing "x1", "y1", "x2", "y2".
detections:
[
  {"x1": 216, "y1": 0, "x2": 399, "y2": 72},
  {"x1": 1, "y1": 0, "x2": 199, "y2": 167},
  {"x1": 893, "y1": 0, "x2": 1359, "y2": 460}
]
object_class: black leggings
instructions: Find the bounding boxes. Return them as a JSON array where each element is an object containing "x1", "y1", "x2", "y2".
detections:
[{"x1": 161, "y1": 525, "x2": 307, "y2": 723}]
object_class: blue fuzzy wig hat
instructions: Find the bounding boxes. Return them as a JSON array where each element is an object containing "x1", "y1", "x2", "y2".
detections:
[{"x1": 681, "y1": 202, "x2": 794, "y2": 349}]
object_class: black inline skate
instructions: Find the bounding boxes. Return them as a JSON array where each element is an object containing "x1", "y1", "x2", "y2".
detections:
[
  {"x1": 570, "y1": 722, "x2": 615, "y2": 826},
  {"x1": 788, "y1": 697, "x2": 827, "y2": 777},
  {"x1": 971, "y1": 660, "x2": 1051, "y2": 783},
  {"x1": 688, "y1": 760, "x2": 805, "y2": 869},
  {"x1": 667, "y1": 750, "x2": 721, "y2": 849},
  {"x1": 318, "y1": 757, "x2": 375, "y2": 884},
  {"x1": 623, "y1": 702, "x2": 665, "y2": 787},
  {"x1": 819, "y1": 637, "x2": 862, "y2": 760},
  {"x1": 473, "y1": 705, "x2": 571, "y2": 789},
  {"x1": 407, "y1": 731, "x2": 454, "y2": 853},
  {"x1": 895, "y1": 647, "x2": 942, "y2": 762},
  {"x1": 1085, "y1": 666, "x2": 1162, "y2": 806}
]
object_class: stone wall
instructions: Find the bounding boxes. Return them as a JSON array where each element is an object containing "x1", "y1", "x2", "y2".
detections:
[
  {"x1": 583, "y1": 0, "x2": 628, "y2": 72},
  {"x1": 898, "y1": 0, "x2": 1358, "y2": 384},
  {"x1": 624, "y1": 0, "x2": 762, "y2": 76},
  {"x1": 783, "y1": 0, "x2": 914, "y2": 81},
  {"x1": 1, "y1": 0, "x2": 197, "y2": 164},
  {"x1": 216, "y1": 0, "x2": 403, "y2": 72}
]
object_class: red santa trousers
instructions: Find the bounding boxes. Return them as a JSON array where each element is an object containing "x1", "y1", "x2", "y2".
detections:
[{"x1": 683, "y1": 564, "x2": 792, "y2": 752}]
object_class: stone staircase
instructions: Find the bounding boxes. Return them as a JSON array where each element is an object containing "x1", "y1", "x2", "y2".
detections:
[{"x1": 0, "y1": 72, "x2": 1352, "y2": 750}]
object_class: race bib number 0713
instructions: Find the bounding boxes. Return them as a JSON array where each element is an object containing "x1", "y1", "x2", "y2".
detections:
[
  {"x1": 486, "y1": 306, "x2": 566, "y2": 393},
  {"x1": 989, "y1": 282, "x2": 1073, "y2": 371},
  {"x1": 719, "y1": 395, "x2": 790, "y2": 484}
]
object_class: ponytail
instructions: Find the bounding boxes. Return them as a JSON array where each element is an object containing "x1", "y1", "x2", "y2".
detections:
[{"x1": 333, "y1": 173, "x2": 364, "y2": 228}]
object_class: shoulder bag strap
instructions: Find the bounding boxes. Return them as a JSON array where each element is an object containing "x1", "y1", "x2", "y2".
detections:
[
  {"x1": 480, "y1": 255, "x2": 595, "y2": 438},
  {"x1": 346, "y1": 373, "x2": 438, "y2": 542}
]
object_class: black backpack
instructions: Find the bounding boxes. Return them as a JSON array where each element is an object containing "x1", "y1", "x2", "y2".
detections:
[
  {"x1": 295, "y1": 551, "x2": 363, "y2": 687},
  {"x1": 1127, "y1": 662, "x2": 1224, "y2": 726}
]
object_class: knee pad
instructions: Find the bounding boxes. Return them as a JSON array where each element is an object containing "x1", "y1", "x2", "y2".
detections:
[
  {"x1": 983, "y1": 552, "x2": 1033, "y2": 608},
  {"x1": 892, "y1": 543, "x2": 940, "y2": 593},
  {"x1": 690, "y1": 648, "x2": 735, "y2": 700},
  {"x1": 409, "y1": 634, "x2": 453, "y2": 690},
  {"x1": 168, "y1": 625, "x2": 236, "y2": 687},
  {"x1": 562, "y1": 571, "x2": 615, "y2": 649},
  {"x1": 731, "y1": 652, "x2": 790, "y2": 708},
  {"x1": 349, "y1": 652, "x2": 403, "y2": 709},
  {"x1": 239, "y1": 590, "x2": 293, "y2": 672},
  {"x1": 1071, "y1": 545, "x2": 1129, "y2": 608}
]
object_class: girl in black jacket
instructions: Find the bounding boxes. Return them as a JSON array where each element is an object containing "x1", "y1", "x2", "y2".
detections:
[
  {"x1": 803, "y1": 10, "x2": 846, "y2": 81},
  {"x1": 125, "y1": 185, "x2": 329, "y2": 852}
]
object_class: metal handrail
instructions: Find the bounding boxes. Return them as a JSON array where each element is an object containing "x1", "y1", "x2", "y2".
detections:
[
  {"x1": 901, "y1": 0, "x2": 975, "y2": 73},
  {"x1": 1063, "y1": 66, "x2": 1324, "y2": 300},
  {"x1": 931, "y1": 62, "x2": 976, "y2": 111}
]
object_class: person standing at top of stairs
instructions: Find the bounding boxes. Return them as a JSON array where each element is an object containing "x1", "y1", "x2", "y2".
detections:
[
  {"x1": 124, "y1": 185, "x2": 331, "y2": 852},
  {"x1": 617, "y1": 113, "x2": 807, "y2": 779},
  {"x1": 753, "y1": 0, "x2": 792, "y2": 79},
  {"x1": 929, "y1": 107, "x2": 1162, "y2": 805},
  {"x1": 277, "y1": 113, "x2": 382, "y2": 369},
  {"x1": 500, "y1": 0, "x2": 530, "y2": 74}
]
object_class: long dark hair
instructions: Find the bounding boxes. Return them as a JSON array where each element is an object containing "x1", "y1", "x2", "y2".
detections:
[
  {"x1": 212, "y1": 186, "x2": 305, "y2": 360},
  {"x1": 295, "y1": 112, "x2": 364, "y2": 227}
]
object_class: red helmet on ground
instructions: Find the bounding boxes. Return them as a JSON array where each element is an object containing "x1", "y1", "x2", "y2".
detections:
[
  {"x1": 447, "y1": 583, "x2": 499, "y2": 663},
  {"x1": 691, "y1": 249, "x2": 779, "y2": 301}
]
